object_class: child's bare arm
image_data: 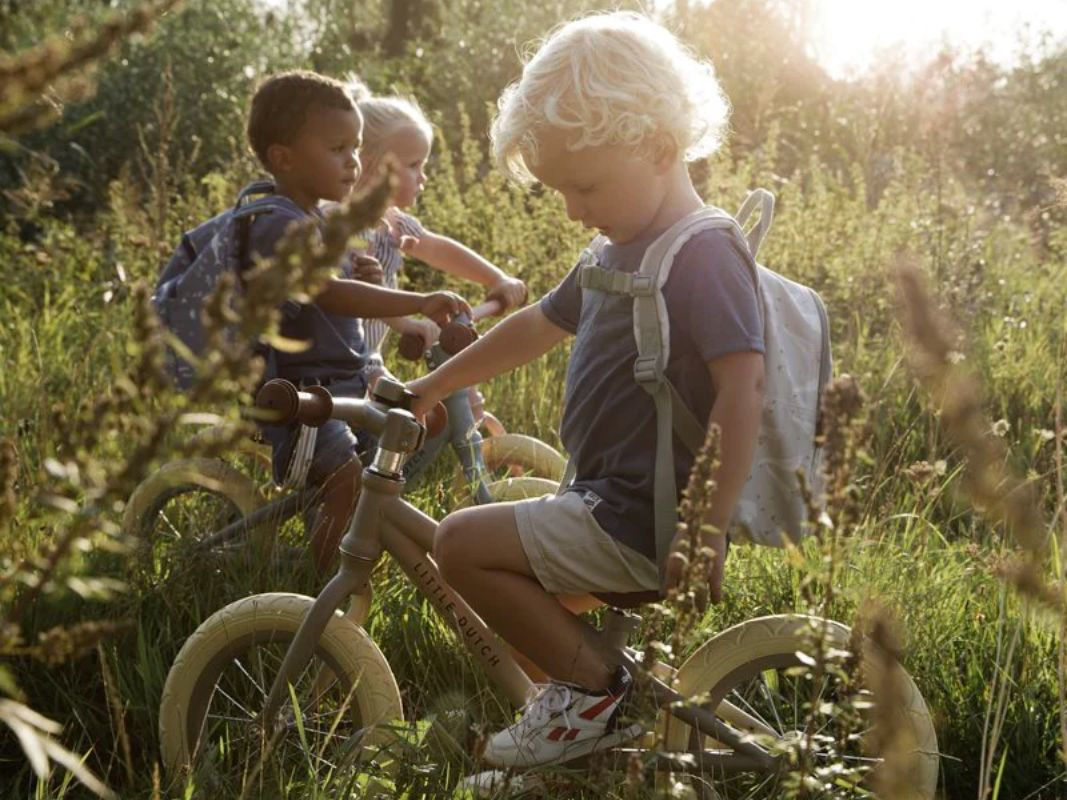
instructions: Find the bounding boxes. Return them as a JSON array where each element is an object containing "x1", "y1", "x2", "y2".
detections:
[
  {"x1": 408, "y1": 303, "x2": 568, "y2": 416},
  {"x1": 403, "y1": 231, "x2": 527, "y2": 309},
  {"x1": 664, "y1": 350, "x2": 765, "y2": 599},
  {"x1": 313, "y1": 277, "x2": 469, "y2": 324}
]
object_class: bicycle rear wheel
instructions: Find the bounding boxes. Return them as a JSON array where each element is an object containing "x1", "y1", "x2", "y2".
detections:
[
  {"x1": 123, "y1": 458, "x2": 266, "y2": 581},
  {"x1": 658, "y1": 614, "x2": 938, "y2": 799},
  {"x1": 159, "y1": 592, "x2": 403, "y2": 794}
]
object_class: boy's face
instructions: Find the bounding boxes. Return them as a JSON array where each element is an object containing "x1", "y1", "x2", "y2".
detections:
[
  {"x1": 385, "y1": 125, "x2": 431, "y2": 210},
  {"x1": 270, "y1": 106, "x2": 363, "y2": 207},
  {"x1": 528, "y1": 129, "x2": 670, "y2": 244}
]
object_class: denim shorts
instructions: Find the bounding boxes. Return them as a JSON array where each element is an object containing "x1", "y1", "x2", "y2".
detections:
[{"x1": 262, "y1": 373, "x2": 372, "y2": 487}]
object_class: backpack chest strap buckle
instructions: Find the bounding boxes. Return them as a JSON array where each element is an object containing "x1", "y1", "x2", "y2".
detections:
[
  {"x1": 578, "y1": 266, "x2": 655, "y2": 297},
  {"x1": 629, "y1": 274, "x2": 654, "y2": 296},
  {"x1": 633, "y1": 355, "x2": 665, "y2": 387}
]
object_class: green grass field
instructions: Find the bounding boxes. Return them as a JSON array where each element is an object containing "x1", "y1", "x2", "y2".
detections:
[{"x1": 2, "y1": 2, "x2": 1066, "y2": 798}]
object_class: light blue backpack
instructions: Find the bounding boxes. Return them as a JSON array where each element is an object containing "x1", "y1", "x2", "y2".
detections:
[{"x1": 152, "y1": 180, "x2": 305, "y2": 390}]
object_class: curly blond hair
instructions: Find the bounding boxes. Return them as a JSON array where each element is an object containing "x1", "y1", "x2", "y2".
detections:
[{"x1": 491, "y1": 11, "x2": 730, "y2": 184}]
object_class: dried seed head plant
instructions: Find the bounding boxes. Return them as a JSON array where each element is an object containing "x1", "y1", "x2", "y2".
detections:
[
  {"x1": 0, "y1": 18, "x2": 393, "y2": 781},
  {"x1": 860, "y1": 604, "x2": 927, "y2": 800},
  {"x1": 777, "y1": 374, "x2": 879, "y2": 796},
  {"x1": 896, "y1": 261, "x2": 1063, "y2": 791},
  {"x1": 669, "y1": 421, "x2": 724, "y2": 638},
  {"x1": 0, "y1": 172, "x2": 392, "y2": 794},
  {"x1": 0, "y1": 0, "x2": 184, "y2": 134},
  {"x1": 896, "y1": 263, "x2": 1050, "y2": 583}
]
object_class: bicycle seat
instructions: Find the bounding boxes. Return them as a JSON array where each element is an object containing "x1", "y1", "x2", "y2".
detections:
[{"x1": 592, "y1": 590, "x2": 660, "y2": 609}]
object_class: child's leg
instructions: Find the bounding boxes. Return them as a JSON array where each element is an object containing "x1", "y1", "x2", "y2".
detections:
[
  {"x1": 309, "y1": 458, "x2": 361, "y2": 573},
  {"x1": 436, "y1": 503, "x2": 619, "y2": 690},
  {"x1": 510, "y1": 593, "x2": 602, "y2": 683},
  {"x1": 267, "y1": 398, "x2": 367, "y2": 574},
  {"x1": 437, "y1": 495, "x2": 659, "y2": 768}
]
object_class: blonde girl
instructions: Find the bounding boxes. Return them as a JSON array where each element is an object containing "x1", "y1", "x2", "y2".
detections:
[{"x1": 349, "y1": 79, "x2": 527, "y2": 376}]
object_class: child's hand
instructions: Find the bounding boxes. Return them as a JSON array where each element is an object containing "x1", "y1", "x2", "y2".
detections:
[
  {"x1": 407, "y1": 374, "x2": 444, "y2": 420},
  {"x1": 399, "y1": 235, "x2": 419, "y2": 254},
  {"x1": 403, "y1": 317, "x2": 441, "y2": 350},
  {"x1": 486, "y1": 276, "x2": 527, "y2": 311},
  {"x1": 419, "y1": 291, "x2": 471, "y2": 326},
  {"x1": 351, "y1": 253, "x2": 384, "y2": 285},
  {"x1": 664, "y1": 530, "x2": 726, "y2": 608}
]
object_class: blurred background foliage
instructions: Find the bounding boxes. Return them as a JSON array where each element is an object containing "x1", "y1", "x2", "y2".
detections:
[
  {"x1": 1, "y1": 0, "x2": 1066, "y2": 797},
  {"x1": 3, "y1": 0, "x2": 1065, "y2": 232}
]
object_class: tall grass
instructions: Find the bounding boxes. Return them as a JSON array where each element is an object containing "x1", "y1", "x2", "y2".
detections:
[{"x1": 1, "y1": 7, "x2": 1066, "y2": 800}]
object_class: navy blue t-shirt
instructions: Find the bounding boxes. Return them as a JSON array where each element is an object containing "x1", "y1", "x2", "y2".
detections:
[
  {"x1": 248, "y1": 204, "x2": 368, "y2": 384},
  {"x1": 540, "y1": 224, "x2": 764, "y2": 562}
]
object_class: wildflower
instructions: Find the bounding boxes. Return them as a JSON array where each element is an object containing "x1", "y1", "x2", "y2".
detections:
[
  {"x1": 903, "y1": 461, "x2": 936, "y2": 483},
  {"x1": 903, "y1": 459, "x2": 947, "y2": 484},
  {"x1": 991, "y1": 419, "x2": 1010, "y2": 438}
]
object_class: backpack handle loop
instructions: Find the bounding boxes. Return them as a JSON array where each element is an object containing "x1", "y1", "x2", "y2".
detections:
[{"x1": 735, "y1": 189, "x2": 775, "y2": 258}]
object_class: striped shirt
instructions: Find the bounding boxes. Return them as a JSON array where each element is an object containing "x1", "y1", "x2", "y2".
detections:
[{"x1": 365, "y1": 209, "x2": 425, "y2": 362}]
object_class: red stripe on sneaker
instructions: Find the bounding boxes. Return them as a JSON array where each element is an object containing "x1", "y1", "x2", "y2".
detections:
[
  {"x1": 547, "y1": 727, "x2": 567, "y2": 741},
  {"x1": 563, "y1": 728, "x2": 581, "y2": 741},
  {"x1": 578, "y1": 693, "x2": 621, "y2": 720}
]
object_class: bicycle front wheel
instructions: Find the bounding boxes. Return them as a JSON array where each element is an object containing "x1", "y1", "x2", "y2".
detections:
[
  {"x1": 451, "y1": 476, "x2": 561, "y2": 510},
  {"x1": 159, "y1": 592, "x2": 404, "y2": 794},
  {"x1": 452, "y1": 433, "x2": 565, "y2": 498},
  {"x1": 658, "y1": 614, "x2": 938, "y2": 799}
]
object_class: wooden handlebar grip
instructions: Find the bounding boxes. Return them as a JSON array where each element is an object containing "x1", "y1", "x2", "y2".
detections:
[
  {"x1": 398, "y1": 332, "x2": 427, "y2": 361},
  {"x1": 439, "y1": 321, "x2": 478, "y2": 355},
  {"x1": 255, "y1": 380, "x2": 333, "y2": 427},
  {"x1": 471, "y1": 298, "x2": 505, "y2": 321},
  {"x1": 424, "y1": 401, "x2": 448, "y2": 439}
]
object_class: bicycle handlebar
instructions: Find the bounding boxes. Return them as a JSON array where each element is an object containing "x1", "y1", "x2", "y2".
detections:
[
  {"x1": 255, "y1": 379, "x2": 448, "y2": 440},
  {"x1": 398, "y1": 298, "x2": 505, "y2": 361}
]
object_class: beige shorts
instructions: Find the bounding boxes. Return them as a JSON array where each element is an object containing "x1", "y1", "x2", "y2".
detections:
[{"x1": 513, "y1": 491, "x2": 659, "y2": 595}]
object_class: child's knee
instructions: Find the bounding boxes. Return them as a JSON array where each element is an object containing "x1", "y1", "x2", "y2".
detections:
[{"x1": 433, "y1": 510, "x2": 473, "y2": 580}]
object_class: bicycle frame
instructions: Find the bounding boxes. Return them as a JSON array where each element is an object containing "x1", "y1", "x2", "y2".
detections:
[{"x1": 255, "y1": 383, "x2": 780, "y2": 777}]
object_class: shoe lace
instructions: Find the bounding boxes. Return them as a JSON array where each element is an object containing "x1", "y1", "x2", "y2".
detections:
[{"x1": 518, "y1": 683, "x2": 574, "y2": 731}]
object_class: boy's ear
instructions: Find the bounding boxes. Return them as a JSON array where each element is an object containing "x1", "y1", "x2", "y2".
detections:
[
  {"x1": 266, "y1": 142, "x2": 292, "y2": 174},
  {"x1": 649, "y1": 132, "x2": 679, "y2": 173}
]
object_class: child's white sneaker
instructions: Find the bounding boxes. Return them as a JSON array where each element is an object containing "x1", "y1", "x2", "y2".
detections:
[{"x1": 483, "y1": 667, "x2": 641, "y2": 767}]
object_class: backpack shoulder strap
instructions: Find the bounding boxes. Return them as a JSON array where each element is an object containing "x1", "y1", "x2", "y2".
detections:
[
  {"x1": 631, "y1": 208, "x2": 745, "y2": 586},
  {"x1": 231, "y1": 194, "x2": 308, "y2": 272}
]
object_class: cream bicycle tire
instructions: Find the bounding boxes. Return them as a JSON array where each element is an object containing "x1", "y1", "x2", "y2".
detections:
[
  {"x1": 159, "y1": 592, "x2": 403, "y2": 784},
  {"x1": 122, "y1": 458, "x2": 264, "y2": 537},
  {"x1": 123, "y1": 458, "x2": 269, "y2": 581},
  {"x1": 659, "y1": 614, "x2": 938, "y2": 799},
  {"x1": 453, "y1": 476, "x2": 560, "y2": 509},
  {"x1": 452, "y1": 433, "x2": 566, "y2": 496}
]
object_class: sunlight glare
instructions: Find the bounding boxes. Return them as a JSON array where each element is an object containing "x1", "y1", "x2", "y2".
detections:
[{"x1": 811, "y1": 0, "x2": 1067, "y2": 77}]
